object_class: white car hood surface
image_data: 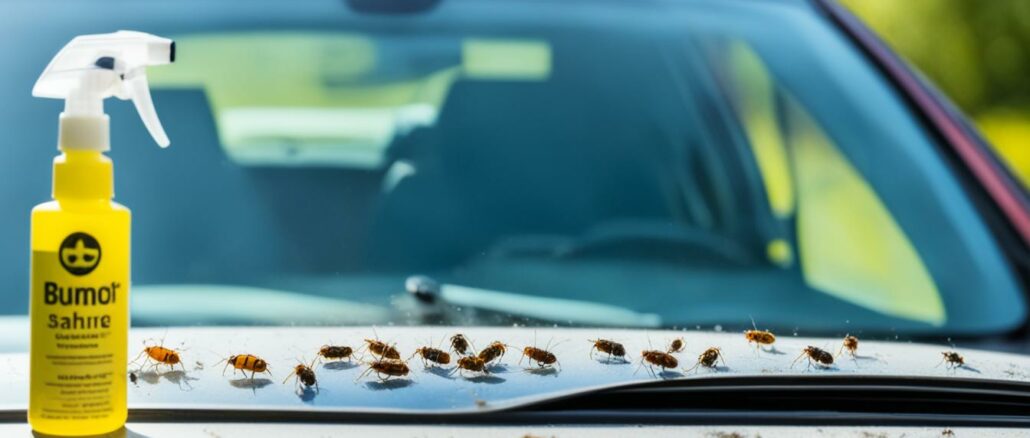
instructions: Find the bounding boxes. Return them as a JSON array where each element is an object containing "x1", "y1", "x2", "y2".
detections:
[{"x1": 0, "y1": 326, "x2": 1027, "y2": 413}]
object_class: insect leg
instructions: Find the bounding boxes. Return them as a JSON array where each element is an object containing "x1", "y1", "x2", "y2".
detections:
[
  {"x1": 355, "y1": 366, "x2": 375, "y2": 382},
  {"x1": 355, "y1": 342, "x2": 369, "y2": 360},
  {"x1": 685, "y1": 361, "x2": 700, "y2": 373},
  {"x1": 790, "y1": 351, "x2": 807, "y2": 369},
  {"x1": 129, "y1": 348, "x2": 148, "y2": 366}
]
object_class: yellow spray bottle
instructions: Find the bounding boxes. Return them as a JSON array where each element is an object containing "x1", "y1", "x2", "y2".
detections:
[{"x1": 28, "y1": 31, "x2": 174, "y2": 436}]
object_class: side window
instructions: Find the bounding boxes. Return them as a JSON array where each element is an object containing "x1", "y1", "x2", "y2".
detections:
[{"x1": 722, "y1": 43, "x2": 945, "y2": 326}]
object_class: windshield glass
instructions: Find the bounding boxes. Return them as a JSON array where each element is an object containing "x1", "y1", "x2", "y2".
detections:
[{"x1": 0, "y1": 0, "x2": 1024, "y2": 337}]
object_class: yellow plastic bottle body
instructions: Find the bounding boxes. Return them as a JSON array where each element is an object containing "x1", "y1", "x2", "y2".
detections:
[{"x1": 29, "y1": 151, "x2": 129, "y2": 435}]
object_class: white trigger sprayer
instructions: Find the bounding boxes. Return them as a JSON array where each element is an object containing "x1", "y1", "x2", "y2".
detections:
[{"x1": 32, "y1": 30, "x2": 175, "y2": 149}]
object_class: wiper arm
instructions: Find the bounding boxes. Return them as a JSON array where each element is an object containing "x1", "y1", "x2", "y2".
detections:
[
  {"x1": 134, "y1": 284, "x2": 391, "y2": 325},
  {"x1": 416, "y1": 282, "x2": 661, "y2": 327}
]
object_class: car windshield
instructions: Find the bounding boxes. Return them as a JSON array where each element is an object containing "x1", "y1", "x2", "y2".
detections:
[{"x1": 0, "y1": 0, "x2": 1025, "y2": 337}]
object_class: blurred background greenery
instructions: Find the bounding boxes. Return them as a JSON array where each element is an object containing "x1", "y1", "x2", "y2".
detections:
[{"x1": 842, "y1": 0, "x2": 1030, "y2": 187}]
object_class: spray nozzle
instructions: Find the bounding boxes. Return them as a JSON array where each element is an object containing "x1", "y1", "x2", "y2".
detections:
[{"x1": 33, "y1": 30, "x2": 175, "y2": 149}]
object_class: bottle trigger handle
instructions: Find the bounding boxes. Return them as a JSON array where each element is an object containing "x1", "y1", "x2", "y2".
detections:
[{"x1": 124, "y1": 72, "x2": 169, "y2": 148}]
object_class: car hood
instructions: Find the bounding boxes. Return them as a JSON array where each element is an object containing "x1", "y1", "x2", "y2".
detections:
[{"x1": 0, "y1": 324, "x2": 1028, "y2": 413}]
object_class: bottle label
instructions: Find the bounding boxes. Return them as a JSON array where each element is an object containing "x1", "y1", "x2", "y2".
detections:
[{"x1": 29, "y1": 228, "x2": 128, "y2": 425}]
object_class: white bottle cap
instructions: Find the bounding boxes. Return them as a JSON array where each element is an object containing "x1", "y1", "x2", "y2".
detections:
[{"x1": 33, "y1": 30, "x2": 175, "y2": 150}]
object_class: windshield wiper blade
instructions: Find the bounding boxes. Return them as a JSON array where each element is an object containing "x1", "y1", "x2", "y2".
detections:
[
  {"x1": 438, "y1": 284, "x2": 661, "y2": 327},
  {"x1": 134, "y1": 284, "x2": 391, "y2": 325}
]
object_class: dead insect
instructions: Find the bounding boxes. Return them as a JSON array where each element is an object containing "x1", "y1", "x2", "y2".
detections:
[
  {"x1": 520, "y1": 346, "x2": 560, "y2": 370},
  {"x1": 410, "y1": 346, "x2": 451, "y2": 367},
  {"x1": 685, "y1": 347, "x2": 725, "y2": 372},
  {"x1": 450, "y1": 334, "x2": 473, "y2": 356},
  {"x1": 939, "y1": 351, "x2": 965, "y2": 369},
  {"x1": 941, "y1": 428, "x2": 955, "y2": 437},
  {"x1": 221, "y1": 354, "x2": 272, "y2": 379},
  {"x1": 637, "y1": 350, "x2": 679, "y2": 377},
  {"x1": 477, "y1": 341, "x2": 511, "y2": 365},
  {"x1": 452, "y1": 356, "x2": 490, "y2": 377},
  {"x1": 588, "y1": 339, "x2": 626, "y2": 361},
  {"x1": 745, "y1": 318, "x2": 776, "y2": 351},
  {"x1": 283, "y1": 358, "x2": 318, "y2": 391},
  {"x1": 130, "y1": 340, "x2": 186, "y2": 372},
  {"x1": 129, "y1": 371, "x2": 138, "y2": 385},
  {"x1": 667, "y1": 337, "x2": 685, "y2": 354},
  {"x1": 838, "y1": 335, "x2": 859, "y2": 358},
  {"x1": 318, "y1": 345, "x2": 355, "y2": 363},
  {"x1": 362, "y1": 338, "x2": 401, "y2": 360},
  {"x1": 793, "y1": 346, "x2": 834, "y2": 369},
  {"x1": 357, "y1": 357, "x2": 411, "y2": 382}
]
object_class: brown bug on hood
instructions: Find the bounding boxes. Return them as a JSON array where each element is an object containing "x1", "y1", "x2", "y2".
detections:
[
  {"x1": 745, "y1": 318, "x2": 776, "y2": 351},
  {"x1": 410, "y1": 346, "x2": 451, "y2": 367},
  {"x1": 131, "y1": 339, "x2": 186, "y2": 372},
  {"x1": 221, "y1": 354, "x2": 272, "y2": 379},
  {"x1": 318, "y1": 345, "x2": 354, "y2": 363},
  {"x1": 283, "y1": 358, "x2": 318, "y2": 392},
  {"x1": 451, "y1": 356, "x2": 490, "y2": 377},
  {"x1": 667, "y1": 337, "x2": 685, "y2": 354},
  {"x1": 637, "y1": 350, "x2": 679, "y2": 377},
  {"x1": 477, "y1": 341, "x2": 511, "y2": 365},
  {"x1": 357, "y1": 357, "x2": 410, "y2": 382},
  {"x1": 520, "y1": 339, "x2": 560, "y2": 371},
  {"x1": 838, "y1": 335, "x2": 859, "y2": 358},
  {"x1": 521, "y1": 346, "x2": 559, "y2": 369},
  {"x1": 450, "y1": 334, "x2": 473, "y2": 356},
  {"x1": 793, "y1": 346, "x2": 834, "y2": 369},
  {"x1": 363, "y1": 338, "x2": 400, "y2": 360},
  {"x1": 685, "y1": 347, "x2": 725, "y2": 372},
  {"x1": 588, "y1": 339, "x2": 626, "y2": 362},
  {"x1": 939, "y1": 351, "x2": 965, "y2": 369}
]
